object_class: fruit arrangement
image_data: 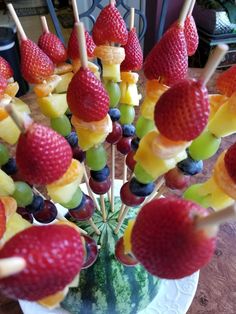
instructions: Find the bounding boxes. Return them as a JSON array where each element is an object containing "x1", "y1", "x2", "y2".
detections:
[{"x1": 0, "y1": 0, "x2": 236, "y2": 313}]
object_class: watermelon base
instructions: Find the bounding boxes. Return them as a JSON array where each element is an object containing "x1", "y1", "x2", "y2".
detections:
[{"x1": 61, "y1": 196, "x2": 161, "y2": 314}]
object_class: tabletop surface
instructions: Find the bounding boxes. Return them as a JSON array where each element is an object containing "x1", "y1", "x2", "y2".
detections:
[{"x1": 0, "y1": 69, "x2": 236, "y2": 314}]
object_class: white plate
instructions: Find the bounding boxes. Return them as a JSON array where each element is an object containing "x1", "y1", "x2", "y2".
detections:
[{"x1": 19, "y1": 180, "x2": 199, "y2": 314}]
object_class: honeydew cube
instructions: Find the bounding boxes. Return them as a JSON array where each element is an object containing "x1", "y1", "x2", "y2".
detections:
[
  {"x1": 208, "y1": 101, "x2": 236, "y2": 137},
  {"x1": 0, "y1": 169, "x2": 15, "y2": 196},
  {"x1": 37, "y1": 93, "x2": 68, "y2": 118},
  {"x1": 54, "y1": 72, "x2": 73, "y2": 94},
  {"x1": 12, "y1": 97, "x2": 31, "y2": 114},
  {"x1": 0, "y1": 116, "x2": 20, "y2": 144},
  {"x1": 47, "y1": 178, "x2": 80, "y2": 203},
  {"x1": 102, "y1": 64, "x2": 120, "y2": 82}
]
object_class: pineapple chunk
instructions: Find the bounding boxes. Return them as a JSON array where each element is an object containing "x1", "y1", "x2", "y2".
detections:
[
  {"x1": 4, "y1": 212, "x2": 31, "y2": 242},
  {"x1": 0, "y1": 170, "x2": 15, "y2": 196},
  {"x1": 120, "y1": 82, "x2": 140, "y2": 106},
  {"x1": 37, "y1": 93, "x2": 68, "y2": 118},
  {"x1": 0, "y1": 116, "x2": 20, "y2": 144},
  {"x1": 208, "y1": 100, "x2": 236, "y2": 137},
  {"x1": 54, "y1": 72, "x2": 73, "y2": 94},
  {"x1": 140, "y1": 96, "x2": 156, "y2": 120}
]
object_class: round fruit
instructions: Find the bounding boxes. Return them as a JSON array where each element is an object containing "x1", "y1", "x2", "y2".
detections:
[
  {"x1": 122, "y1": 124, "x2": 135, "y2": 137},
  {"x1": 33, "y1": 200, "x2": 58, "y2": 223},
  {"x1": 164, "y1": 167, "x2": 190, "y2": 190},
  {"x1": 129, "y1": 177, "x2": 155, "y2": 197},
  {"x1": 12, "y1": 182, "x2": 33, "y2": 207},
  {"x1": 69, "y1": 194, "x2": 95, "y2": 221},
  {"x1": 90, "y1": 165, "x2": 110, "y2": 182},
  {"x1": 25, "y1": 195, "x2": 44, "y2": 214},
  {"x1": 134, "y1": 163, "x2": 155, "y2": 184},
  {"x1": 0, "y1": 143, "x2": 9, "y2": 166},
  {"x1": 177, "y1": 156, "x2": 203, "y2": 176},
  {"x1": 86, "y1": 145, "x2": 107, "y2": 171},
  {"x1": 126, "y1": 151, "x2": 136, "y2": 171},
  {"x1": 106, "y1": 122, "x2": 122, "y2": 144},
  {"x1": 108, "y1": 108, "x2": 120, "y2": 121},
  {"x1": 119, "y1": 104, "x2": 135, "y2": 124},
  {"x1": 105, "y1": 81, "x2": 121, "y2": 108},
  {"x1": 50, "y1": 115, "x2": 72, "y2": 137},
  {"x1": 16, "y1": 207, "x2": 34, "y2": 224},
  {"x1": 136, "y1": 116, "x2": 155, "y2": 139},
  {"x1": 89, "y1": 177, "x2": 111, "y2": 195},
  {"x1": 117, "y1": 137, "x2": 132, "y2": 155},
  {"x1": 1, "y1": 158, "x2": 17, "y2": 175},
  {"x1": 115, "y1": 237, "x2": 138, "y2": 266},
  {"x1": 82, "y1": 235, "x2": 99, "y2": 269},
  {"x1": 61, "y1": 188, "x2": 83, "y2": 209},
  {"x1": 65, "y1": 131, "x2": 78, "y2": 148},
  {"x1": 120, "y1": 182, "x2": 145, "y2": 207},
  {"x1": 73, "y1": 146, "x2": 86, "y2": 163}
]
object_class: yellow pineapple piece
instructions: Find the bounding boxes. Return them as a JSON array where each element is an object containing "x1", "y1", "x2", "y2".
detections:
[
  {"x1": 48, "y1": 159, "x2": 83, "y2": 188},
  {"x1": 72, "y1": 114, "x2": 112, "y2": 151},
  {"x1": 3, "y1": 212, "x2": 31, "y2": 242},
  {"x1": 5, "y1": 82, "x2": 19, "y2": 97},
  {"x1": 120, "y1": 81, "x2": 140, "y2": 106},
  {"x1": 12, "y1": 97, "x2": 31, "y2": 114},
  {"x1": 209, "y1": 94, "x2": 228, "y2": 120},
  {"x1": 140, "y1": 96, "x2": 157, "y2": 120},
  {"x1": 146, "y1": 80, "x2": 168, "y2": 101},
  {"x1": 123, "y1": 220, "x2": 135, "y2": 254},
  {"x1": 199, "y1": 177, "x2": 234, "y2": 211},
  {"x1": 0, "y1": 170, "x2": 15, "y2": 197},
  {"x1": 34, "y1": 75, "x2": 62, "y2": 98},
  {"x1": 134, "y1": 131, "x2": 176, "y2": 178},
  {"x1": 54, "y1": 72, "x2": 73, "y2": 94},
  {"x1": 37, "y1": 93, "x2": 68, "y2": 118},
  {"x1": 208, "y1": 96, "x2": 236, "y2": 137},
  {"x1": 0, "y1": 116, "x2": 20, "y2": 144}
]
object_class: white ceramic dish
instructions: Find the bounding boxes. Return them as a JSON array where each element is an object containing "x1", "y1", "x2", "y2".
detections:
[{"x1": 19, "y1": 180, "x2": 199, "y2": 314}]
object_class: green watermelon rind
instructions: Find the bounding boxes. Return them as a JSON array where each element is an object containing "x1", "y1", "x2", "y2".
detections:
[{"x1": 61, "y1": 197, "x2": 161, "y2": 314}]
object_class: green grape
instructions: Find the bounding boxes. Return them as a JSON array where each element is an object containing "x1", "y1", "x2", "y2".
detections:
[
  {"x1": 61, "y1": 187, "x2": 83, "y2": 209},
  {"x1": 86, "y1": 145, "x2": 107, "y2": 171},
  {"x1": 0, "y1": 143, "x2": 9, "y2": 166},
  {"x1": 134, "y1": 162, "x2": 155, "y2": 184},
  {"x1": 136, "y1": 116, "x2": 155, "y2": 138},
  {"x1": 12, "y1": 181, "x2": 33, "y2": 207},
  {"x1": 105, "y1": 81, "x2": 121, "y2": 108},
  {"x1": 119, "y1": 104, "x2": 135, "y2": 124},
  {"x1": 183, "y1": 184, "x2": 209, "y2": 208},
  {"x1": 188, "y1": 130, "x2": 221, "y2": 161},
  {"x1": 50, "y1": 115, "x2": 72, "y2": 136}
]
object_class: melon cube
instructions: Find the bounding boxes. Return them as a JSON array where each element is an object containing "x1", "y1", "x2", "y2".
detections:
[
  {"x1": 103, "y1": 64, "x2": 120, "y2": 82},
  {"x1": 37, "y1": 93, "x2": 68, "y2": 118},
  {"x1": 0, "y1": 116, "x2": 20, "y2": 144},
  {"x1": 54, "y1": 72, "x2": 73, "y2": 94}
]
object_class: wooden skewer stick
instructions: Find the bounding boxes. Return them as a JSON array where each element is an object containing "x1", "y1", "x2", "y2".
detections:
[
  {"x1": 82, "y1": 163, "x2": 101, "y2": 212},
  {"x1": 142, "y1": 176, "x2": 165, "y2": 206},
  {"x1": 100, "y1": 195, "x2": 107, "y2": 222},
  {"x1": 0, "y1": 257, "x2": 26, "y2": 279},
  {"x1": 178, "y1": 0, "x2": 192, "y2": 27},
  {"x1": 196, "y1": 203, "x2": 236, "y2": 237},
  {"x1": 76, "y1": 226, "x2": 88, "y2": 235},
  {"x1": 123, "y1": 156, "x2": 127, "y2": 184},
  {"x1": 130, "y1": 8, "x2": 135, "y2": 30},
  {"x1": 110, "y1": 145, "x2": 115, "y2": 212},
  {"x1": 40, "y1": 16, "x2": 49, "y2": 33},
  {"x1": 199, "y1": 44, "x2": 228, "y2": 86},
  {"x1": 117, "y1": 203, "x2": 126, "y2": 222},
  {"x1": 71, "y1": 0, "x2": 80, "y2": 24},
  {"x1": 188, "y1": 0, "x2": 196, "y2": 16},
  {"x1": 7, "y1": 3, "x2": 27, "y2": 41},
  {"x1": 88, "y1": 218, "x2": 101, "y2": 235},
  {"x1": 110, "y1": 0, "x2": 116, "y2": 5},
  {"x1": 5, "y1": 104, "x2": 27, "y2": 133},
  {"x1": 76, "y1": 22, "x2": 88, "y2": 69},
  {"x1": 115, "y1": 206, "x2": 129, "y2": 234},
  {"x1": 107, "y1": 189, "x2": 111, "y2": 203}
]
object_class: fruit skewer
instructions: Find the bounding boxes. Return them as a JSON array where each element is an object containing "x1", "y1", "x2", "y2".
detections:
[{"x1": 115, "y1": 44, "x2": 228, "y2": 234}]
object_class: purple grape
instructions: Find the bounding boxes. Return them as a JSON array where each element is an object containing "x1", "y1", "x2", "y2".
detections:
[
  {"x1": 33, "y1": 200, "x2": 58, "y2": 223},
  {"x1": 16, "y1": 207, "x2": 33, "y2": 224},
  {"x1": 69, "y1": 194, "x2": 95, "y2": 221},
  {"x1": 82, "y1": 235, "x2": 99, "y2": 269}
]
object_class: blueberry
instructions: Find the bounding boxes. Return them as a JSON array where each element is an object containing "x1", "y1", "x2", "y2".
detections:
[
  {"x1": 108, "y1": 108, "x2": 120, "y2": 121},
  {"x1": 177, "y1": 156, "x2": 203, "y2": 176},
  {"x1": 131, "y1": 137, "x2": 140, "y2": 151},
  {"x1": 65, "y1": 131, "x2": 78, "y2": 148},
  {"x1": 90, "y1": 165, "x2": 110, "y2": 182},
  {"x1": 122, "y1": 124, "x2": 136, "y2": 137},
  {"x1": 25, "y1": 194, "x2": 44, "y2": 214},
  {"x1": 129, "y1": 177, "x2": 155, "y2": 197},
  {"x1": 1, "y1": 158, "x2": 17, "y2": 175}
]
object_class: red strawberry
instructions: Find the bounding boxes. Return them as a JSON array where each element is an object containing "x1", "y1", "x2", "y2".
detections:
[
  {"x1": 143, "y1": 25, "x2": 188, "y2": 85},
  {"x1": 67, "y1": 67, "x2": 109, "y2": 122},
  {"x1": 131, "y1": 198, "x2": 216, "y2": 279},
  {"x1": 92, "y1": 4, "x2": 128, "y2": 46},
  {"x1": 121, "y1": 28, "x2": 143, "y2": 72},
  {"x1": 68, "y1": 24, "x2": 96, "y2": 60},
  {"x1": 0, "y1": 75, "x2": 7, "y2": 98},
  {"x1": 184, "y1": 15, "x2": 199, "y2": 56},
  {"x1": 216, "y1": 65, "x2": 236, "y2": 97},
  {"x1": 20, "y1": 39, "x2": 54, "y2": 84},
  {"x1": 0, "y1": 200, "x2": 6, "y2": 239},
  {"x1": 0, "y1": 224, "x2": 84, "y2": 301},
  {"x1": 38, "y1": 31, "x2": 67, "y2": 64},
  {"x1": 0, "y1": 57, "x2": 13, "y2": 79},
  {"x1": 16, "y1": 123, "x2": 72, "y2": 185},
  {"x1": 224, "y1": 142, "x2": 236, "y2": 184},
  {"x1": 154, "y1": 79, "x2": 209, "y2": 141}
]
